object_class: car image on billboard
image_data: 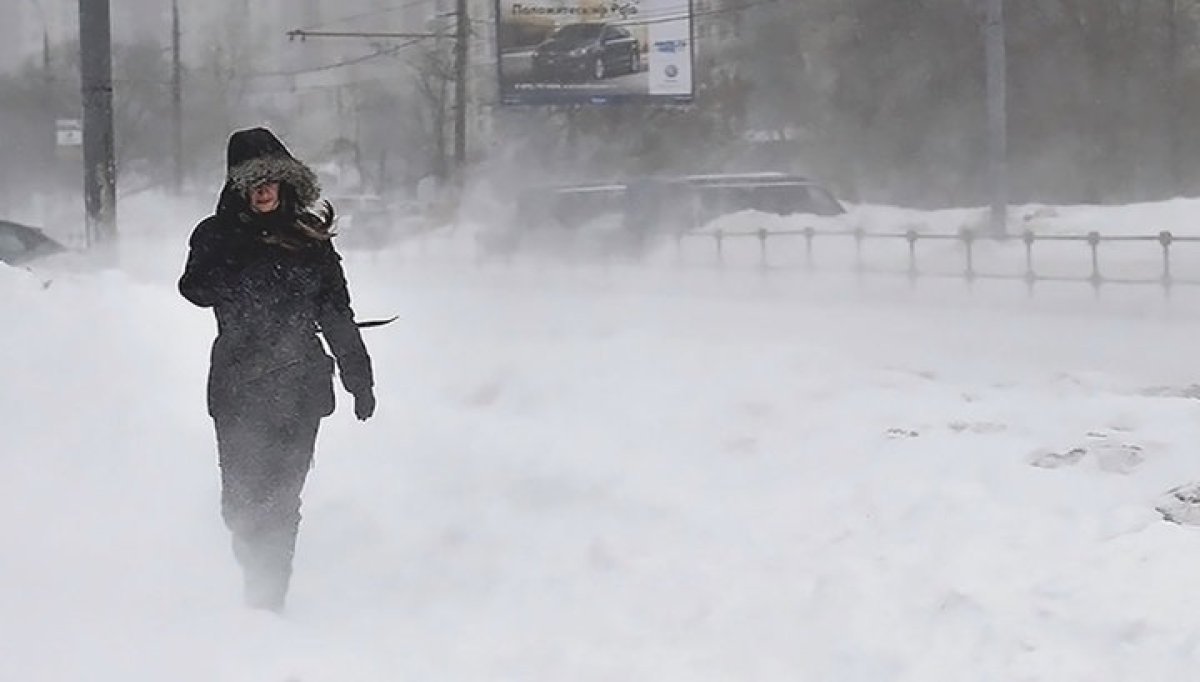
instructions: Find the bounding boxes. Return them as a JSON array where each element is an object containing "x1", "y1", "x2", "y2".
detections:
[{"x1": 496, "y1": 0, "x2": 694, "y2": 105}]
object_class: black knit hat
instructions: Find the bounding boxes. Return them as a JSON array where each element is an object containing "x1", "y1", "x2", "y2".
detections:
[{"x1": 223, "y1": 127, "x2": 321, "y2": 207}]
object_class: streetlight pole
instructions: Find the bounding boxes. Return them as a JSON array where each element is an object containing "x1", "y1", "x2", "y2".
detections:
[
  {"x1": 26, "y1": 0, "x2": 53, "y2": 176},
  {"x1": 24, "y1": 0, "x2": 48, "y2": 64},
  {"x1": 985, "y1": 0, "x2": 1008, "y2": 235}
]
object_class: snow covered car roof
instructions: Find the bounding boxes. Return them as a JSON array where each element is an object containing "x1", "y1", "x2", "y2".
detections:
[{"x1": 0, "y1": 220, "x2": 66, "y2": 266}]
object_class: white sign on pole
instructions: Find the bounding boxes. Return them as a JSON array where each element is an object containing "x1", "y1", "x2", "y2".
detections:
[{"x1": 56, "y1": 119, "x2": 83, "y2": 147}]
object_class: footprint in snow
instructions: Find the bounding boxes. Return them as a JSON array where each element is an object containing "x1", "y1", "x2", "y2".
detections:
[
  {"x1": 1157, "y1": 482, "x2": 1200, "y2": 526},
  {"x1": 948, "y1": 420, "x2": 1007, "y2": 435},
  {"x1": 1029, "y1": 434, "x2": 1146, "y2": 474}
]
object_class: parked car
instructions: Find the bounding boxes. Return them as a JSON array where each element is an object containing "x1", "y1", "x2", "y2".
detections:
[
  {"x1": 510, "y1": 173, "x2": 845, "y2": 232},
  {"x1": 532, "y1": 22, "x2": 641, "y2": 81},
  {"x1": 0, "y1": 220, "x2": 66, "y2": 266},
  {"x1": 682, "y1": 173, "x2": 847, "y2": 225},
  {"x1": 484, "y1": 173, "x2": 847, "y2": 258}
]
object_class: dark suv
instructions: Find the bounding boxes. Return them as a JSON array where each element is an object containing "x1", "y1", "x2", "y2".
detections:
[
  {"x1": 532, "y1": 23, "x2": 641, "y2": 81},
  {"x1": 508, "y1": 174, "x2": 845, "y2": 234}
]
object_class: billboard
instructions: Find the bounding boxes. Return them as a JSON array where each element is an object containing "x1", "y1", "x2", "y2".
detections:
[{"x1": 495, "y1": 0, "x2": 694, "y2": 105}]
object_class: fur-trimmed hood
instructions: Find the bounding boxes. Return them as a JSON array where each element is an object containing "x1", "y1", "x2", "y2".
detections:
[
  {"x1": 218, "y1": 128, "x2": 322, "y2": 212},
  {"x1": 228, "y1": 154, "x2": 321, "y2": 207}
]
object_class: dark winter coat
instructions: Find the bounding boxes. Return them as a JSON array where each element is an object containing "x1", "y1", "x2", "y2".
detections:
[{"x1": 179, "y1": 129, "x2": 373, "y2": 420}]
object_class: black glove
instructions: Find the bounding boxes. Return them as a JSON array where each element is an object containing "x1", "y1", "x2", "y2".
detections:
[{"x1": 354, "y1": 388, "x2": 376, "y2": 421}]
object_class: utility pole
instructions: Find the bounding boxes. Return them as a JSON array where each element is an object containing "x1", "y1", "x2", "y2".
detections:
[
  {"x1": 985, "y1": 0, "x2": 1007, "y2": 235},
  {"x1": 79, "y1": 0, "x2": 117, "y2": 247},
  {"x1": 453, "y1": 0, "x2": 469, "y2": 183},
  {"x1": 172, "y1": 0, "x2": 183, "y2": 194}
]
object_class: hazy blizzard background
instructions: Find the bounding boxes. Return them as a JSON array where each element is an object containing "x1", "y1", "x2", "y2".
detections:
[
  {"x1": 6, "y1": 2, "x2": 1200, "y2": 681},
  {"x1": 5, "y1": 0, "x2": 1200, "y2": 231}
]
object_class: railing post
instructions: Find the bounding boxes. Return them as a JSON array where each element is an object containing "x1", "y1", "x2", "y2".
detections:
[
  {"x1": 906, "y1": 229, "x2": 919, "y2": 289},
  {"x1": 804, "y1": 226, "x2": 815, "y2": 271},
  {"x1": 715, "y1": 229, "x2": 724, "y2": 268},
  {"x1": 758, "y1": 227, "x2": 769, "y2": 273},
  {"x1": 675, "y1": 232, "x2": 684, "y2": 267},
  {"x1": 1088, "y1": 231, "x2": 1102, "y2": 297},
  {"x1": 1160, "y1": 230, "x2": 1174, "y2": 300},
  {"x1": 854, "y1": 226, "x2": 865, "y2": 278},
  {"x1": 962, "y1": 228, "x2": 976, "y2": 289},
  {"x1": 1023, "y1": 229, "x2": 1036, "y2": 297}
]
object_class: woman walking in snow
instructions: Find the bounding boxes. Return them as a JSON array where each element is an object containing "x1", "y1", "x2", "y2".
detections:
[{"x1": 179, "y1": 127, "x2": 376, "y2": 612}]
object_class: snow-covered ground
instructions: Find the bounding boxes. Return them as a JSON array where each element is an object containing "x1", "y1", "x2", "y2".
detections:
[{"x1": 6, "y1": 194, "x2": 1200, "y2": 681}]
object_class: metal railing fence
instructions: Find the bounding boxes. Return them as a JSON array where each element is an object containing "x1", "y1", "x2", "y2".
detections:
[{"x1": 679, "y1": 227, "x2": 1200, "y2": 297}]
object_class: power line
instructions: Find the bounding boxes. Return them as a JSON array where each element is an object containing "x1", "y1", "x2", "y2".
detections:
[
  {"x1": 249, "y1": 1, "x2": 775, "y2": 80},
  {"x1": 297, "y1": 0, "x2": 444, "y2": 33},
  {"x1": 117, "y1": 0, "x2": 772, "y2": 85},
  {"x1": 169, "y1": 0, "x2": 443, "y2": 45},
  {"x1": 259, "y1": 77, "x2": 401, "y2": 94},
  {"x1": 243, "y1": 40, "x2": 423, "y2": 79},
  {"x1": 605, "y1": 0, "x2": 785, "y2": 27},
  {"x1": 489, "y1": 0, "x2": 782, "y2": 27},
  {"x1": 296, "y1": 0, "x2": 782, "y2": 36},
  {"x1": 287, "y1": 30, "x2": 439, "y2": 40},
  {"x1": 472, "y1": 0, "x2": 781, "y2": 29}
]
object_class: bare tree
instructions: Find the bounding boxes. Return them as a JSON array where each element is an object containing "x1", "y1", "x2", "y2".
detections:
[{"x1": 409, "y1": 41, "x2": 456, "y2": 181}]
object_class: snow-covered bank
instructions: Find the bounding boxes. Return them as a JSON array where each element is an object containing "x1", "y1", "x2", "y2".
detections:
[{"x1": 849, "y1": 197, "x2": 1200, "y2": 237}]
